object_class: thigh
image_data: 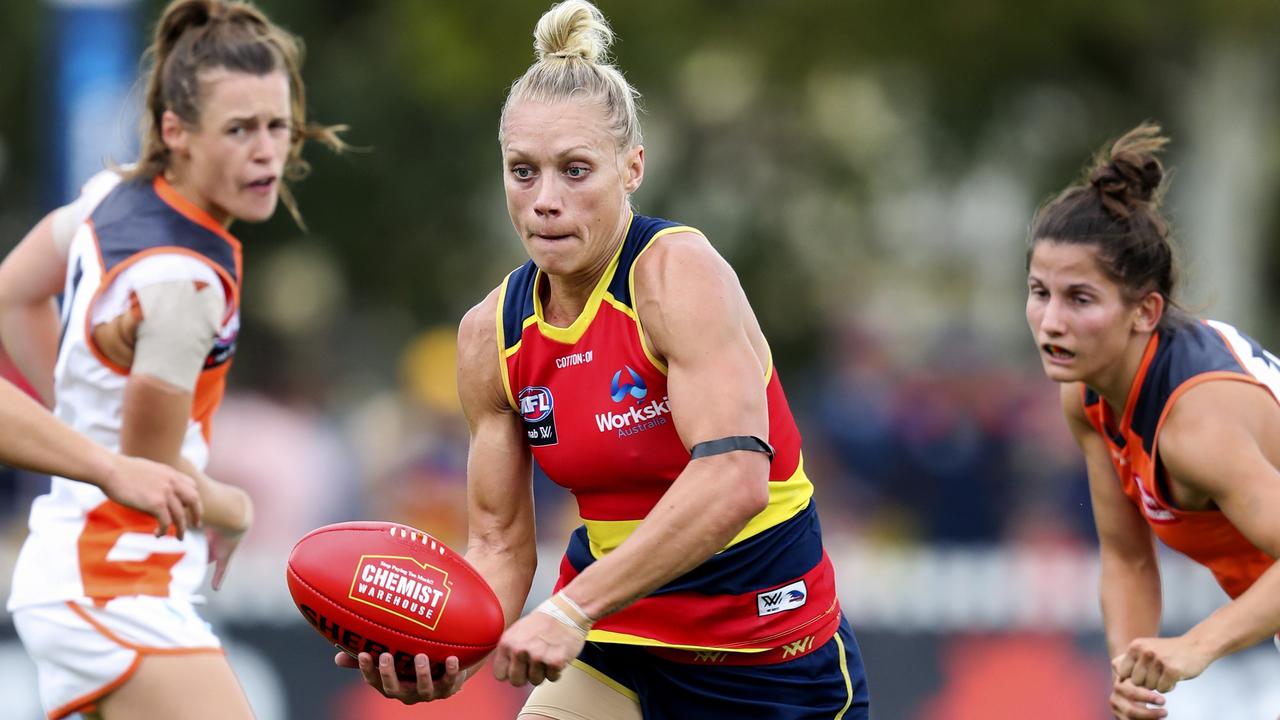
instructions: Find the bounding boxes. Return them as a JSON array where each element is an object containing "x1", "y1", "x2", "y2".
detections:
[
  {"x1": 98, "y1": 652, "x2": 252, "y2": 720},
  {"x1": 521, "y1": 643, "x2": 643, "y2": 720},
  {"x1": 13, "y1": 597, "x2": 244, "y2": 720}
]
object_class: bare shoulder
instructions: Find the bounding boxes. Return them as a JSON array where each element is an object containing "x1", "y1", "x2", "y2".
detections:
[
  {"x1": 632, "y1": 230, "x2": 736, "y2": 297},
  {"x1": 456, "y1": 287, "x2": 510, "y2": 418},
  {"x1": 458, "y1": 287, "x2": 502, "y2": 361},
  {"x1": 1161, "y1": 378, "x2": 1276, "y2": 448}
]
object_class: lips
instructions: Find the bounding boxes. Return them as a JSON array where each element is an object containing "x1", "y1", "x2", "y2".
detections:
[
  {"x1": 246, "y1": 176, "x2": 277, "y2": 191},
  {"x1": 1042, "y1": 343, "x2": 1076, "y2": 360}
]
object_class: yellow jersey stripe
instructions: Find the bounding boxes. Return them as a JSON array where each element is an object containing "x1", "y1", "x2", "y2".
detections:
[{"x1": 583, "y1": 454, "x2": 815, "y2": 559}]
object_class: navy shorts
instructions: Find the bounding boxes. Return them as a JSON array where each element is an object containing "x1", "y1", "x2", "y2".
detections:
[{"x1": 576, "y1": 614, "x2": 870, "y2": 719}]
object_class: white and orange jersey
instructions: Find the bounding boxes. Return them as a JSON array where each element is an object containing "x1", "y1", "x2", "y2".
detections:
[{"x1": 8, "y1": 170, "x2": 243, "y2": 611}]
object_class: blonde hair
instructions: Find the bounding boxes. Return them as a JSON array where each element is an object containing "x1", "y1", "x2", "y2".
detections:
[
  {"x1": 127, "y1": 0, "x2": 346, "y2": 227},
  {"x1": 499, "y1": 0, "x2": 642, "y2": 150}
]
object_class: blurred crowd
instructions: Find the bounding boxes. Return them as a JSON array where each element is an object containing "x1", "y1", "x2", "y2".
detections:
[{"x1": 0, "y1": 304, "x2": 1093, "y2": 562}]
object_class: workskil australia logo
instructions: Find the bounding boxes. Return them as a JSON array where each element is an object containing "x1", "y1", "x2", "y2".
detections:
[
  {"x1": 597, "y1": 366, "x2": 668, "y2": 438},
  {"x1": 610, "y1": 365, "x2": 647, "y2": 402}
]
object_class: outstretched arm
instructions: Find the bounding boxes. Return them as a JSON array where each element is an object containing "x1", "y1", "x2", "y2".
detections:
[
  {"x1": 342, "y1": 288, "x2": 537, "y2": 704},
  {"x1": 0, "y1": 377, "x2": 202, "y2": 537}
]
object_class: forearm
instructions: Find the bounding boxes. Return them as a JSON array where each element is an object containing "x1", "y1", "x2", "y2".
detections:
[
  {"x1": 0, "y1": 299, "x2": 60, "y2": 406},
  {"x1": 564, "y1": 454, "x2": 766, "y2": 619},
  {"x1": 1100, "y1": 553, "x2": 1162, "y2": 657},
  {"x1": 0, "y1": 379, "x2": 113, "y2": 482},
  {"x1": 465, "y1": 540, "x2": 538, "y2": 627},
  {"x1": 172, "y1": 456, "x2": 250, "y2": 532},
  {"x1": 1183, "y1": 562, "x2": 1280, "y2": 660}
]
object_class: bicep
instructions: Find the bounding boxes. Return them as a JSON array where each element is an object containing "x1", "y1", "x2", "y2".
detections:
[
  {"x1": 639, "y1": 238, "x2": 767, "y2": 447},
  {"x1": 457, "y1": 294, "x2": 535, "y2": 549},
  {"x1": 1160, "y1": 383, "x2": 1280, "y2": 557}
]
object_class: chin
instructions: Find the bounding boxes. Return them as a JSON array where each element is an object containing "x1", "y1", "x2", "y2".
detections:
[
  {"x1": 236, "y1": 200, "x2": 279, "y2": 224},
  {"x1": 1040, "y1": 363, "x2": 1084, "y2": 384}
]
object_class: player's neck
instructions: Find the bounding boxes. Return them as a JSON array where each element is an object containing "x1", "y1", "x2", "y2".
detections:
[{"x1": 1091, "y1": 331, "x2": 1156, "y2": 423}]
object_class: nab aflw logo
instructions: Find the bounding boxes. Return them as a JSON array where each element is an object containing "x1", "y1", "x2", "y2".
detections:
[
  {"x1": 517, "y1": 386, "x2": 558, "y2": 447},
  {"x1": 757, "y1": 579, "x2": 808, "y2": 617}
]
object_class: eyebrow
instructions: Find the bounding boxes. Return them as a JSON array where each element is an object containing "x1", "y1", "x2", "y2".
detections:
[
  {"x1": 223, "y1": 112, "x2": 289, "y2": 124},
  {"x1": 505, "y1": 144, "x2": 598, "y2": 159},
  {"x1": 1026, "y1": 275, "x2": 1099, "y2": 293}
]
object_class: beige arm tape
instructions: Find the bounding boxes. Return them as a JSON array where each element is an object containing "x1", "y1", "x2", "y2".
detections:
[{"x1": 131, "y1": 281, "x2": 226, "y2": 391}]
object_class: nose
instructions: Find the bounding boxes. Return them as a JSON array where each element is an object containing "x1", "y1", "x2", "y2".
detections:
[
  {"x1": 1038, "y1": 296, "x2": 1067, "y2": 336},
  {"x1": 533, "y1": 178, "x2": 561, "y2": 218},
  {"x1": 251, "y1": 127, "x2": 279, "y2": 165}
]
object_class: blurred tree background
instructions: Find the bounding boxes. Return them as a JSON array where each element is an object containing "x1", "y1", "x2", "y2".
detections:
[{"x1": 2, "y1": 0, "x2": 1277, "y2": 388}]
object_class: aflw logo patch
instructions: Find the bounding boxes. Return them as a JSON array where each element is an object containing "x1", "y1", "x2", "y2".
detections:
[
  {"x1": 757, "y1": 579, "x2": 807, "y2": 617},
  {"x1": 348, "y1": 555, "x2": 452, "y2": 631}
]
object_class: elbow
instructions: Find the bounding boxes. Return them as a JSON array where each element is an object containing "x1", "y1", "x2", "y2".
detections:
[{"x1": 717, "y1": 455, "x2": 770, "y2": 522}]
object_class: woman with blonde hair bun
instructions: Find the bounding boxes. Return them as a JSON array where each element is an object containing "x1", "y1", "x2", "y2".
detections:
[{"x1": 339, "y1": 2, "x2": 871, "y2": 718}]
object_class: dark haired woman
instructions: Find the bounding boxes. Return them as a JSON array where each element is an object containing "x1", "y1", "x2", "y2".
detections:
[{"x1": 1027, "y1": 124, "x2": 1280, "y2": 720}]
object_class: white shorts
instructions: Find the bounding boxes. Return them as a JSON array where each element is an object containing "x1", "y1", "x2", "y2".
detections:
[{"x1": 12, "y1": 597, "x2": 223, "y2": 719}]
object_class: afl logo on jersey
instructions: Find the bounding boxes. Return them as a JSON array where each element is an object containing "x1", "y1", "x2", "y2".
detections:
[{"x1": 517, "y1": 386, "x2": 558, "y2": 447}]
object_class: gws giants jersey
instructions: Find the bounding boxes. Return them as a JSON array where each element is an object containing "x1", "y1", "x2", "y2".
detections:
[
  {"x1": 8, "y1": 171, "x2": 242, "y2": 611},
  {"x1": 498, "y1": 214, "x2": 840, "y2": 655},
  {"x1": 1083, "y1": 319, "x2": 1280, "y2": 599}
]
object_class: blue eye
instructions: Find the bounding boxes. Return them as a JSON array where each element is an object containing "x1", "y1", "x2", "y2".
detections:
[
  {"x1": 512, "y1": 167, "x2": 533, "y2": 179},
  {"x1": 566, "y1": 166, "x2": 588, "y2": 178}
]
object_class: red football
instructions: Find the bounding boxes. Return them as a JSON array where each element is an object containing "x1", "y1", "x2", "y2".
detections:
[{"x1": 287, "y1": 521, "x2": 504, "y2": 678}]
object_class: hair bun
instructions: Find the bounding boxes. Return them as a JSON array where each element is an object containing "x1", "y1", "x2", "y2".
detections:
[
  {"x1": 1088, "y1": 123, "x2": 1168, "y2": 220},
  {"x1": 534, "y1": 0, "x2": 613, "y2": 64}
]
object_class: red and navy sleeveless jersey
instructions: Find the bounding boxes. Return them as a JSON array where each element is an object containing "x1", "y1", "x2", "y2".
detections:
[
  {"x1": 497, "y1": 213, "x2": 839, "y2": 654},
  {"x1": 1083, "y1": 319, "x2": 1279, "y2": 599}
]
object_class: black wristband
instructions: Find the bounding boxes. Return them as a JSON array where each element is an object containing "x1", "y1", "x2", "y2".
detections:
[{"x1": 689, "y1": 435, "x2": 775, "y2": 461}]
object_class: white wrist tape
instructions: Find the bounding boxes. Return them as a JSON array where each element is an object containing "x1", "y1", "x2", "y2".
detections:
[{"x1": 535, "y1": 592, "x2": 594, "y2": 637}]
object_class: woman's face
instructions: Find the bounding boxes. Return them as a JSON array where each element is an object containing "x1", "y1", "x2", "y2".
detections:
[
  {"x1": 163, "y1": 68, "x2": 292, "y2": 225},
  {"x1": 501, "y1": 99, "x2": 643, "y2": 278},
  {"x1": 1026, "y1": 240, "x2": 1150, "y2": 385}
]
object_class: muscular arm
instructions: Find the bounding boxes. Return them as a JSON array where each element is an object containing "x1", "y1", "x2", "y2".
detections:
[
  {"x1": 0, "y1": 210, "x2": 68, "y2": 406},
  {"x1": 1158, "y1": 380, "x2": 1280, "y2": 659},
  {"x1": 562, "y1": 232, "x2": 770, "y2": 619},
  {"x1": 1062, "y1": 383, "x2": 1161, "y2": 656},
  {"x1": 458, "y1": 291, "x2": 538, "y2": 626}
]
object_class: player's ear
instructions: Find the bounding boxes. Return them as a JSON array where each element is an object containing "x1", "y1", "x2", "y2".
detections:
[
  {"x1": 161, "y1": 110, "x2": 191, "y2": 158},
  {"x1": 1132, "y1": 290, "x2": 1164, "y2": 333},
  {"x1": 622, "y1": 145, "x2": 643, "y2": 194}
]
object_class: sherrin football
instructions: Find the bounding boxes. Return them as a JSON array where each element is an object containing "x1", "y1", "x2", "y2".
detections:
[{"x1": 286, "y1": 521, "x2": 504, "y2": 678}]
